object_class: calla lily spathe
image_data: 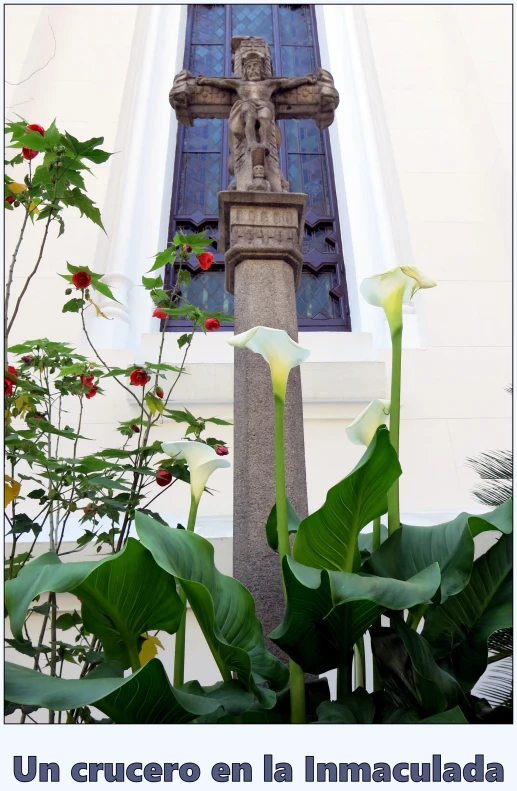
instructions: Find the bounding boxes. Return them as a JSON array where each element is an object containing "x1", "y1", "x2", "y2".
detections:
[
  {"x1": 360, "y1": 266, "x2": 436, "y2": 335},
  {"x1": 346, "y1": 399, "x2": 390, "y2": 447},
  {"x1": 161, "y1": 440, "x2": 230, "y2": 504},
  {"x1": 228, "y1": 326, "x2": 310, "y2": 398}
]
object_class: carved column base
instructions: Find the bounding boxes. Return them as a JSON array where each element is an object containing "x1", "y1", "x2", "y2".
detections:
[{"x1": 219, "y1": 191, "x2": 309, "y2": 656}]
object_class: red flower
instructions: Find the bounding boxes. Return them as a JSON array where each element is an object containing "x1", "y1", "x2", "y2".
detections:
[
  {"x1": 153, "y1": 308, "x2": 168, "y2": 320},
  {"x1": 204, "y1": 317, "x2": 220, "y2": 332},
  {"x1": 215, "y1": 445, "x2": 229, "y2": 456},
  {"x1": 131, "y1": 424, "x2": 140, "y2": 433},
  {"x1": 71, "y1": 271, "x2": 91, "y2": 289},
  {"x1": 156, "y1": 469, "x2": 173, "y2": 487},
  {"x1": 22, "y1": 146, "x2": 39, "y2": 161},
  {"x1": 5, "y1": 196, "x2": 14, "y2": 205},
  {"x1": 85, "y1": 386, "x2": 98, "y2": 399},
  {"x1": 129, "y1": 369, "x2": 149, "y2": 387},
  {"x1": 156, "y1": 387, "x2": 164, "y2": 399},
  {"x1": 83, "y1": 505, "x2": 97, "y2": 515},
  {"x1": 197, "y1": 252, "x2": 214, "y2": 271},
  {"x1": 5, "y1": 365, "x2": 18, "y2": 394},
  {"x1": 79, "y1": 373, "x2": 95, "y2": 387},
  {"x1": 27, "y1": 123, "x2": 45, "y2": 136}
]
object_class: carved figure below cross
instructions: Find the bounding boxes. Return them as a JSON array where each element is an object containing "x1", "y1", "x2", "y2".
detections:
[{"x1": 170, "y1": 36, "x2": 339, "y2": 194}]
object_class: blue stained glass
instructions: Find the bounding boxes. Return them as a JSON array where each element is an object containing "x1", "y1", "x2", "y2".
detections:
[
  {"x1": 182, "y1": 269, "x2": 234, "y2": 314},
  {"x1": 231, "y1": 5, "x2": 273, "y2": 43},
  {"x1": 279, "y1": 5, "x2": 312, "y2": 45},
  {"x1": 286, "y1": 119, "x2": 322, "y2": 154},
  {"x1": 184, "y1": 119, "x2": 223, "y2": 152},
  {"x1": 281, "y1": 46, "x2": 315, "y2": 77},
  {"x1": 192, "y1": 5, "x2": 225, "y2": 44},
  {"x1": 178, "y1": 154, "x2": 221, "y2": 215},
  {"x1": 190, "y1": 45, "x2": 225, "y2": 76},
  {"x1": 288, "y1": 154, "x2": 330, "y2": 214},
  {"x1": 296, "y1": 269, "x2": 339, "y2": 319}
]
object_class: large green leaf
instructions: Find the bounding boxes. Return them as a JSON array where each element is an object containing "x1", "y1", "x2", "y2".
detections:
[
  {"x1": 293, "y1": 426, "x2": 401, "y2": 573},
  {"x1": 5, "y1": 539, "x2": 183, "y2": 669},
  {"x1": 422, "y1": 532, "x2": 512, "y2": 691},
  {"x1": 468, "y1": 499, "x2": 513, "y2": 537},
  {"x1": 317, "y1": 688, "x2": 375, "y2": 723},
  {"x1": 371, "y1": 618, "x2": 466, "y2": 717},
  {"x1": 5, "y1": 660, "x2": 233, "y2": 724},
  {"x1": 269, "y1": 556, "x2": 440, "y2": 674},
  {"x1": 363, "y1": 514, "x2": 474, "y2": 603},
  {"x1": 135, "y1": 511, "x2": 288, "y2": 707},
  {"x1": 265, "y1": 497, "x2": 301, "y2": 552}
]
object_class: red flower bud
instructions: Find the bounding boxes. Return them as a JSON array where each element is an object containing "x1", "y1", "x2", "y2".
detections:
[
  {"x1": 129, "y1": 368, "x2": 149, "y2": 386},
  {"x1": 204, "y1": 317, "x2": 220, "y2": 332},
  {"x1": 85, "y1": 386, "x2": 98, "y2": 399},
  {"x1": 21, "y1": 355, "x2": 33, "y2": 364},
  {"x1": 27, "y1": 123, "x2": 45, "y2": 137},
  {"x1": 183, "y1": 244, "x2": 193, "y2": 254},
  {"x1": 215, "y1": 445, "x2": 229, "y2": 456},
  {"x1": 79, "y1": 373, "x2": 95, "y2": 387},
  {"x1": 83, "y1": 505, "x2": 97, "y2": 515},
  {"x1": 22, "y1": 147, "x2": 39, "y2": 161},
  {"x1": 5, "y1": 196, "x2": 14, "y2": 205},
  {"x1": 131, "y1": 424, "x2": 140, "y2": 433},
  {"x1": 153, "y1": 308, "x2": 168, "y2": 320},
  {"x1": 71, "y1": 271, "x2": 92, "y2": 289},
  {"x1": 156, "y1": 469, "x2": 173, "y2": 487},
  {"x1": 197, "y1": 252, "x2": 214, "y2": 271},
  {"x1": 33, "y1": 413, "x2": 44, "y2": 420},
  {"x1": 156, "y1": 387, "x2": 164, "y2": 399}
]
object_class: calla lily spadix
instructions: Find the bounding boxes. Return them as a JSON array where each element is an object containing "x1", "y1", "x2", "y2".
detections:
[
  {"x1": 161, "y1": 440, "x2": 230, "y2": 505},
  {"x1": 228, "y1": 326, "x2": 310, "y2": 399},
  {"x1": 360, "y1": 266, "x2": 436, "y2": 335},
  {"x1": 346, "y1": 399, "x2": 390, "y2": 447}
]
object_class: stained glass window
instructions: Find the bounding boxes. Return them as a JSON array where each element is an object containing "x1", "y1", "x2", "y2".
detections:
[{"x1": 166, "y1": 5, "x2": 351, "y2": 331}]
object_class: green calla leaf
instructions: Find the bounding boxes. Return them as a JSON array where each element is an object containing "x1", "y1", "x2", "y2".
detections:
[
  {"x1": 135, "y1": 511, "x2": 288, "y2": 707},
  {"x1": 371, "y1": 618, "x2": 466, "y2": 717},
  {"x1": 5, "y1": 539, "x2": 183, "y2": 669},
  {"x1": 468, "y1": 499, "x2": 513, "y2": 537},
  {"x1": 422, "y1": 531, "x2": 512, "y2": 691},
  {"x1": 418, "y1": 707, "x2": 469, "y2": 724},
  {"x1": 5, "y1": 659, "x2": 226, "y2": 724},
  {"x1": 317, "y1": 688, "x2": 375, "y2": 723},
  {"x1": 269, "y1": 556, "x2": 441, "y2": 675},
  {"x1": 293, "y1": 426, "x2": 401, "y2": 573},
  {"x1": 363, "y1": 515, "x2": 474, "y2": 604},
  {"x1": 265, "y1": 497, "x2": 301, "y2": 552}
]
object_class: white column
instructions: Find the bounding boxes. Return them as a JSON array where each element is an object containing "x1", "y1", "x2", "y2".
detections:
[
  {"x1": 86, "y1": 5, "x2": 187, "y2": 355},
  {"x1": 317, "y1": 6, "x2": 421, "y2": 348}
]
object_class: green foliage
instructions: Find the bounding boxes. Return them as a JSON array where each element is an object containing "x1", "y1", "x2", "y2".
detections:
[
  {"x1": 265, "y1": 497, "x2": 301, "y2": 552},
  {"x1": 135, "y1": 511, "x2": 289, "y2": 707},
  {"x1": 293, "y1": 426, "x2": 401, "y2": 573}
]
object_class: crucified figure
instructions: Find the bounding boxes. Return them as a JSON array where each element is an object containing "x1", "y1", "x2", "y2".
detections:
[{"x1": 197, "y1": 60, "x2": 317, "y2": 151}]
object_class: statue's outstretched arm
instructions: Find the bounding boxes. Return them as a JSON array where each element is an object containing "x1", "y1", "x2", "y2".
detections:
[
  {"x1": 271, "y1": 74, "x2": 318, "y2": 94},
  {"x1": 196, "y1": 75, "x2": 239, "y2": 91}
]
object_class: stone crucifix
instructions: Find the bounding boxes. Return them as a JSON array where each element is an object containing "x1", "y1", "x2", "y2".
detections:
[{"x1": 170, "y1": 36, "x2": 339, "y2": 650}]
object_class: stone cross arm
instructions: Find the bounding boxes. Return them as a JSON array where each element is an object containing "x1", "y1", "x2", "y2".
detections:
[{"x1": 169, "y1": 66, "x2": 339, "y2": 131}]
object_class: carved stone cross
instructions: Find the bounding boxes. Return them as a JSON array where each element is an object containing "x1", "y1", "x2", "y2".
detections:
[
  {"x1": 170, "y1": 35, "x2": 339, "y2": 194},
  {"x1": 169, "y1": 37, "x2": 339, "y2": 653}
]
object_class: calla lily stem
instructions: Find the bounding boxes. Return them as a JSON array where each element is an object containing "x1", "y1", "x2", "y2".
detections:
[
  {"x1": 387, "y1": 326, "x2": 402, "y2": 536},
  {"x1": 274, "y1": 391, "x2": 306, "y2": 724},
  {"x1": 173, "y1": 495, "x2": 199, "y2": 688}
]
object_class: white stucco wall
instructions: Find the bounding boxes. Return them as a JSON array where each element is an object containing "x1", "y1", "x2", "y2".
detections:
[{"x1": 4, "y1": 5, "x2": 511, "y2": 703}]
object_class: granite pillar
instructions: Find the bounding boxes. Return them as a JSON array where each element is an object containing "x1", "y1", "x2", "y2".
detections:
[{"x1": 219, "y1": 192, "x2": 309, "y2": 651}]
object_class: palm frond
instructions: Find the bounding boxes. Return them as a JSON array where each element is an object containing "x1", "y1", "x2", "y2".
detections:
[
  {"x1": 477, "y1": 629, "x2": 513, "y2": 709},
  {"x1": 466, "y1": 449, "x2": 513, "y2": 507}
]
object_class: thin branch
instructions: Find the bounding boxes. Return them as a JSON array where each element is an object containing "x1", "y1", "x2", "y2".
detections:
[{"x1": 5, "y1": 18, "x2": 56, "y2": 86}]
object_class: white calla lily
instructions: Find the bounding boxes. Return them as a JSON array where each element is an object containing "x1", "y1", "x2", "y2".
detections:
[
  {"x1": 346, "y1": 399, "x2": 390, "y2": 447},
  {"x1": 161, "y1": 440, "x2": 230, "y2": 504},
  {"x1": 360, "y1": 266, "x2": 436, "y2": 335},
  {"x1": 228, "y1": 326, "x2": 310, "y2": 398}
]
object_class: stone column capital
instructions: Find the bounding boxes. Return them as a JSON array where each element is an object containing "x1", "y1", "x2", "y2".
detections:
[{"x1": 218, "y1": 191, "x2": 307, "y2": 294}]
